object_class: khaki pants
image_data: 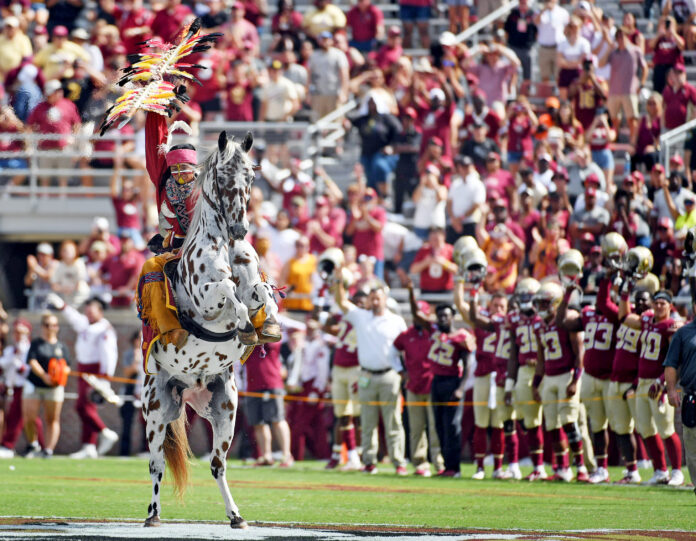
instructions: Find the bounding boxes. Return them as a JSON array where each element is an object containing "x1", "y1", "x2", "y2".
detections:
[
  {"x1": 580, "y1": 373, "x2": 610, "y2": 432},
  {"x1": 635, "y1": 378, "x2": 675, "y2": 438},
  {"x1": 311, "y1": 95, "x2": 340, "y2": 121},
  {"x1": 541, "y1": 371, "x2": 580, "y2": 431},
  {"x1": 607, "y1": 381, "x2": 637, "y2": 435},
  {"x1": 514, "y1": 365, "x2": 543, "y2": 429},
  {"x1": 406, "y1": 390, "x2": 444, "y2": 471},
  {"x1": 537, "y1": 46, "x2": 557, "y2": 82},
  {"x1": 358, "y1": 369, "x2": 406, "y2": 467},
  {"x1": 682, "y1": 425, "x2": 696, "y2": 489},
  {"x1": 331, "y1": 365, "x2": 361, "y2": 417},
  {"x1": 579, "y1": 403, "x2": 596, "y2": 472}
]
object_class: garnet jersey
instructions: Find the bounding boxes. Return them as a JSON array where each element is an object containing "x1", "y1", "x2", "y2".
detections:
[
  {"x1": 427, "y1": 329, "x2": 472, "y2": 378},
  {"x1": 534, "y1": 319, "x2": 577, "y2": 376},
  {"x1": 332, "y1": 314, "x2": 359, "y2": 368},
  {"x1": 611, "y1": 322, "x2": 642, "y2": 383},
  {"x1": 581, "y1": 305, "x2": 616, "y2": 380},
  {"x1": 474, "y1": 308, "x2": 497, "y2": 377},
  {"x1": 492, "y1": 314, "x2": 510, "y2": 385},
  {"x1": 394, "y1": 325, "x2": 436, "y2": 395},
  {"x1": 507, "y1": 310, "x2": 541, "y2": 367},
  {"x1": 638, "y1": 314, "x2": 679, "y2": 380}
]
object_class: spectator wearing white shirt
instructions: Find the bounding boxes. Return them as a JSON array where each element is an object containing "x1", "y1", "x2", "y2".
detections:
[
  {"x1": 533, "y1": 153, "x2": 555, "y2": 191},
  {"x1": 333, "y1": 278, "x2": 408, "y2": 475},
  {"x1": 259, "y1": 209, "x2": 300, "y2": 267},
  {"x1": 518, "y1": 166, "x2": 548, "y2": 208},
  {"x1": 556, "y1": 17, "x2": 591, "y2": 100},
  {"x1": 446, "y1": 156, "x2": 485, "y2": 243},
  {"x1": 534, "y1": 0, "x2": 569, "y2": 87}
]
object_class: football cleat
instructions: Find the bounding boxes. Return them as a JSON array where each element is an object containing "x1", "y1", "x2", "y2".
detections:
[
  {"x1": 437, "y1": 470, "x2": 461, "y2": 478},
  {"x1": 340, "y1": 457, "x2": 362, "y2": 472},
  {"x1": 668, "y1": 469, "x2": 685, "y2": 486},
  {"x1": 97, "y1": 428, "x2": 119, "y2": 456},
  {"x1": 548, "y1": 468, "x2": 573, "y2": 482},
  {"x1": 471, "y1": 468, "x2": 486, "y2": 480},
  {"x1": 588, "y1": 467, "x2": 610, "y2": 484},
  {"x1": 525, "y1": 468, "x2": 548, "y2": 482},
  {"x1": 22, "y1": 442, "x2": 41, "y2": 459},
  {"x1": 362, "y1": 464, "x2": 378, "y2": 475},
  {"x1": 0, "y1": 446, "x2": 14, "y2": 459},
  {"x1": 325, "y1": 458, "x2": 340, "y2": 470},
  {"x1": 396, "y1": 466, "x2": 409, "y2": 476},
  {"x1": 576, "y1": 467, "x2": 590, "y2": 483},
  {"x1": 414, "y1": 464, "x2": 432, "y2": 477},
  {"x1": 616, "y1": 470, "x2": 641, "y2": 484},
  {"x1": 69, "y1": 444, "x2": 98, "y2": 459},
  {"x1": 646, "y1": 469, "x2": 670, "y2": 485},
  {"x1": 279, "y1": 456, "x2": 295, "y2": 468},
  {"x1": 507, "y1": 463, "x2": 523, "y2": 480},
  {"x1": 493, "y1": 468, "x2": 512, "y2": 480}
]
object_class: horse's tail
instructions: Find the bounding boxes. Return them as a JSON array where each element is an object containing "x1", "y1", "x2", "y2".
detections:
[{"x1": 164, "y1": 410, "x2": 192, "y2": 501}]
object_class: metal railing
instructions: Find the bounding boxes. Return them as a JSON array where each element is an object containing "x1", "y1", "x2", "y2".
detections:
[
  {"x1": 455, "y1": 0, "x2": 519, "y2": 44},
  {"x1": 659, "y1": 117, "x2": 696, "y2": 169}
]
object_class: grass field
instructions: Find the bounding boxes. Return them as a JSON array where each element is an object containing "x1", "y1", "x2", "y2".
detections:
[{"x1": 0, "y1": 458, "x2": 694, "y2": 532}]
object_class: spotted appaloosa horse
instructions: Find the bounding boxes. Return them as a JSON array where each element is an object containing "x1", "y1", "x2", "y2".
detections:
[{"x1": 142, "y1": 131, "x2": 279, "y2": 529}]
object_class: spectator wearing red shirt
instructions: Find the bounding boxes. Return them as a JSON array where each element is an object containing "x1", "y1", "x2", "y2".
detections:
[
  {"x1": 459, "y1": 89, "x2": 502, "y2": 144},
  {"x1": 345, "y1": 0, "x2": 384, "y2": 53},
  {"x1": 632, "y1": 92, "x2": 663, "y2": 172},
  {"x1": 110, "y1": 169, "x2": 144, "y2": 250},
  {"x1": 415, "y1": 82, "x2": 456, "y2": 158},
  {"x1": 114, "y1": 0, "x2": 154, "y2": 55},
  {"x1": 346, "y1": 188, "x2": 387, "y2": 279},
  {"x1": 151, "y1": 0, "x2": 193, "y2": 43},
  {"x1": 26, "y1": 79, "x2": 81, "y2": 193},
  {"x1": 482, "y1": 151, "x2": 516, "y2": 211},
  {"x1": 650, "y1": 16, "x2": 685, "y2": 93},
  {"x1": 190, "y1": 47, "x2": 228, "y2": 120},
  {"x1": 374, "y1": 26, "x2": 403, "y2": 71},
  {"x1": 99, "y1": 234, "x2": 145, "y2": 308},
  {"x1": 610, "y1": 190, "x2": 639, "y2": 248},
  {"x1": 226, "y1": 2, "x2": 260, "y2": 54},
  {"x1": 307, "y1": 196, "x2": 344, "y2": 254},
  {"x1": 225, "y1": 60, "x2": 255, "y2": 121},
  {"x1": 650, "y1": 217, "x2": 678, "y2": 276},
  {"x1": 505, "y1": 98, "x2": 538, "y2": 178},
  {"x1": 244, "y1": 342, "x2": 293, "y2": 466},
  {"x1": 409, "y1": 227, "x2": 457, "y2": 293},
  {"x1": 663, "y1": 63, "x2": 696, "y2": 131}
]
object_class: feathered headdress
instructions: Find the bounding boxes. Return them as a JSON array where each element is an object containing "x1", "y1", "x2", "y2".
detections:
[{"x1": 99, "y1": 18, "x2": 222, "y2": 136}]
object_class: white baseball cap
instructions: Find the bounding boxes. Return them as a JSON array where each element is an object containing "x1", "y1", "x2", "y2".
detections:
[
  {"x1": 3, "y1": 16, "x2": 19, "y2": 28},
  {"x1": 43, "y1": 79, "x2": 62, "y2": 96},
  {"x1": 36, "y1": 242, "x2": 54, "y2": 255},
  {"x1": 92, "y1": 216, "x2": 110, "y2": 231}
]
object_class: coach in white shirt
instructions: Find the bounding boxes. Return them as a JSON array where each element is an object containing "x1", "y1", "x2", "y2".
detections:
[{"x1": 333, "y1": 276, "x2": 408, "y2": 474}]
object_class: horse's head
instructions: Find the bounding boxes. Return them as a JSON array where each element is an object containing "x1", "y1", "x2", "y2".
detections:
[{"x1": 198, "y1": 131, "x2": 256, "y2": 240}]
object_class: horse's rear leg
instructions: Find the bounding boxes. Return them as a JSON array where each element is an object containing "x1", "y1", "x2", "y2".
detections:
[
  {"x1": 142, "y1": 375, "x2": 183, "y2": 527},
  {"x1": 205, "y1": 373, "x2": 247, "y2": 528}
]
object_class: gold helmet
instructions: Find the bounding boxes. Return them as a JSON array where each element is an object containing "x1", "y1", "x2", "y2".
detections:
[
  {"x1": 515, "y1": 277, "x2": 541, "y2": 311},
  {"x1": 624, "y1": 246, "x2": 654, "y2": 280},
  {"x1": 318, "y1": 247, "x2": 345, "y2": 281},
  {"x1": 635, "y1": 272, "x2": 660, "y2": 295},
  {"x1": 533, "y1": 281, "x2": 564, "y2": 319},
  {"x1": 558, "y1": 249, "x2": 585, "y2": 286},
  {"x1": 601, "y1": 232, "x2": 628, "y2": 269},
  {"x1": 453, "y1": 236, "x2": 479, "y2": 269},
  {"x1": 463, "y1": 247, "x2": 488, "y2": 284}
]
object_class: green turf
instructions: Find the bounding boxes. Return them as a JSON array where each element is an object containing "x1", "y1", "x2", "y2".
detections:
[{"x1": 0, "y1": 458, "x2": 693, "y2": 531}]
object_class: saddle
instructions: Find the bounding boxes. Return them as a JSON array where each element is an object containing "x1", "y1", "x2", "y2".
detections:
[{"x1": 163, "y1": 257, "x2": 239, "y2": 343}]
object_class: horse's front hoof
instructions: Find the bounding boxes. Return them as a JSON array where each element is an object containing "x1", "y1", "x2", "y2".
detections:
[
  {"x1": 258, "y1": 321, "x2": 281, "y2": 344},
  {"x1": 230, "y1": 516, "x2": 248, "y2": 529},
  {"x1": 144, "y1": 515, "x2": 161, "y2": 527}
]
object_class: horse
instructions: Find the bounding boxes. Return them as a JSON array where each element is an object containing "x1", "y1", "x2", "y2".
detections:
[{"x1": 141, "y1": 131, "x2": 278, "y2": 529}]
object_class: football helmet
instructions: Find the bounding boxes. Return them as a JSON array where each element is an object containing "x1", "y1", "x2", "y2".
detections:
[
  {"x1": 558, "y1": 249, "x2": 585, "y2": 286},
  {"x1": 624, "y1": 246, "x2": 654, "y2": 280},
  {"x1": 533, "y1": 281, "x2": 564, "y2": 320},
  {"x1": 515, "y1": 278, "x2": 541, "y2": 311},
  {"x1": 453, "y1": 236, "x2": 479, "y2": 270},
  {"x1": 635, "y1": 272, "x2": 660, "y2": 295},
  {"x1": 601, "y1": 232, "x2": 628, "y2": 269},
  {"x1": 318, "y1": 247, "x2": 345, "y2": 282},
  {"x1": 463, "y1": 248, "x2": 488, "y2": 285}
]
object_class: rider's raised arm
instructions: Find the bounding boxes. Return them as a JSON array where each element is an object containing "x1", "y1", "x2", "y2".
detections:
[{"x1": 145, "y1": 112, "x2": 169, "y2": 196}]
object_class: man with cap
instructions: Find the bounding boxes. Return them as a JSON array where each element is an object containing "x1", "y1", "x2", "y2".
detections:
[
  {"x1": 26, "y1": 79, "x2": 81, "y2": 193},
  {"x1": 457, "y1": 89, "x2": 502, "y2": 144},
  {"x1": 228, "y1": 1, "x2": 259, "y2": 53},
  {"x1": 465, "y1": 42, "x2": 521, "y2": 107},
  {"x1": 0, "y1": 16, "x2": 32, "y2": 76},
  {"x1": 568, "y1": 185, "x2": 610, "y2": 247},
  {"x1": 415, "y1": 79, "x2": 456, "y2": 158},
  {"x1": 33, "y1": 25, "x2": 91, "y2": 80},
  {"x1": 345, "y1": 0, "x2": 384, "y2": 53},
  {"x1": 459, "y1": 118, "x2": 500, "y2": 174},
  {"x1": 375, "y1": 26, "x2": 403, "y2": 71},
  {"x1": 308, "y1": 30, "x2": 349, "y2": 120},
  {"x1": 46, "y1": 293, "x2": 120, "y2": 459},
  {"x1": 663, "y1": 63, "x2": 696, "y2": 131},
  {"x1": 70, "y1": 27, "x2": 103, "y2": 72},
  {"x1": 572, "y1": 172, "x2": 609, "y2": 213},
  {"x1": 25, "y1": 243, "x2": 58, "y2": 311}
]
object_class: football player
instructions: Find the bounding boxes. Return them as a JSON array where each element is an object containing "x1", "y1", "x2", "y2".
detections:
[
  {"x1": 504, "y1": 278, "x2": 548, "y2": 480},
  {"x1": 532, "y1": 281, "x2": 589, "y2": 482},
  {"x1": 620, "y1": 288, "x2": 684, "y2": 486}
]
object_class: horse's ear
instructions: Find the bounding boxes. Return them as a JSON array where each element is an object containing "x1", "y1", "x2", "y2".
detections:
[
  {"x1": 218, "y1": 130, "x2": 228, "y2": 153},
  {"x1": 242, "y1": 131, "x2": 253, "y2": 153}
]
